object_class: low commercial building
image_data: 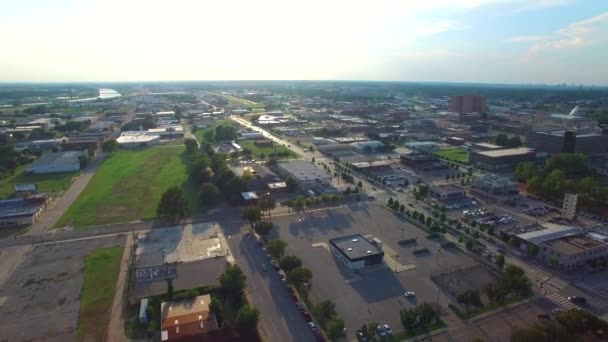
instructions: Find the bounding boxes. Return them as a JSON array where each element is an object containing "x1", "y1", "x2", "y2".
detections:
[
  {"x1": 161, "y1": 294, "x2": 219, "y2": 341},
  {"x1": 254, "y1": 139, "x2": 273, "y2": 147},
  {"x1": 350, "y1": 140, "x2": 386, "y2": 152},
  {"x1": 0, "y1": 196, "x2": 47, "y2": 227},
  {"x1": 317, "y1": 144, "x2": 355, "y2": 156},
  {"x1": 15, "y1": 139, "x2": 64, "y2": 152},
  {"x1": 267, "y1": 182, "x2": 287, "y2": 192},
  {"x1": 472, "y1": 142, "x2": 502, "y2": 151},
  {"x1": 400, "y1": 153, "x2": 448, "y2": 172},
  {"x1": 26, "y1": 151, "x2": 81, "y2": 174},
  {"x1": 312, "y1": 137, "x2": 337, "y2": 145},
  {"x1": 405, "y1": 141, "x2": 438, "y2": 151},
  {"x1": 239, "y1": 132, "x2": 264, "y2": 140},
  {"x1": 445, "y1": 137, "x2": 465, "y2": 146},
  {"x1": 276, "y1": 160, "x2": 331, "y2": 187},
  {"x1": 117, "y1": 132, "x2": 160, "y2": 148},
  {"x1": 470, "y1": 174, "x2": 518, "y2": 202},
  {"x1": 351, "y1": 160, "x2": 394, "y2": 172},
  {"x1": 147, "y1": 126, "x2": 184, "y2": 139},
  {"x1": 329, "y1": 234, "x2": 384, "y2": 270},
  {"x1": 431, "y1": 184, "x2": 466, "y2": 201},
  {"x1": 470, "y1": 147, "x2": 535, "y2": 170},
  {"x1": 240, "y1": 191, "x2": 259, "y2": 203}
]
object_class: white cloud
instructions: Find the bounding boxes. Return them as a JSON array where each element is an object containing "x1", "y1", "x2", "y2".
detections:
[{"x1": 522, "y1": 12, "x2": 608, "y2": 60}]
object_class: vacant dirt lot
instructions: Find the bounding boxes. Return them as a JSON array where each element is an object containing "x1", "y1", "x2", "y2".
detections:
[{"x1": 0, "y1": 235, "x2": 124, "y2": 341}]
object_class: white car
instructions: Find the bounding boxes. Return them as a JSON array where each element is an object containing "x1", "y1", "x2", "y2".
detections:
[
  {"x1": 404, "y1": 291, "x2": 416, "y2": 297},
  {"x1": 308, "y1": 322, "x2": 318, "y2": 331},
  {"x1": 383, "y1": 324, "x2": 393, "y2": 335}
]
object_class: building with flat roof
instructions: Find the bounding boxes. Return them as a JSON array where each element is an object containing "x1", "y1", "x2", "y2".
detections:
[
  {"x1": 431, "y1": 184, "x2": 466, "y2": 201},
  {"x1": 26, "y1": 151, "x2": 81, "y2": 174},
  {"x1": 117, "y1": 132, "x2": 160, "y2": 148},
  {"x1": 470, "y1": 174, "x2": 518, "y2": 202},
  {"x1": 446, "y1": 137, "x2": 465, "y2": 146},
  {"x1": 161, "y1": 294, "x2": 219, "y2": 341},
  {"x1": 400, "y1": 153, "x2": 448, "y2": 172},
  {"x1": 0, "y1": 196, "x2": 47, "y2": 227},
  {"x1": 329, "y1": 234, "x2": 384, "y2": 270},
  {"x1": 527, "y1": 130, "x2": 608, "y2": 156},
  {"x1": 472, "y1": 142, "x2": 502, "y2": 151},
  {"x1": 317, "y1": 144, "x2": 355, "y2": 156},
  {"x1": 471, "y1": 147, "x2": 535, "y2": 170},
  {"x1": 404, "y1": 141, "x2": 438, "y2": 151},
  {"x1": 148, "y1": 126, "x2": 184, "y2": 139},
  {"x1": 350, "y1": 140, "x2": 385, "y2": 152},
  {"x1": 276, "y1": 160, "x2": 331, "y2": 187},
  {"x1": 351, "y1": 160, "x2": 394, "y2": 172},
  {"x1": 449, "y1": 95, "x2": 486, "y2": 114}
]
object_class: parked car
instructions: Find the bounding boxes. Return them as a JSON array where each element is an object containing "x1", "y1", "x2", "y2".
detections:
[
  {"x1": 404, "y1": 291, "x2": 416, "y2": 297},
  {"x1": 383, "y1": 324, "x2": 393, "y2": 335},
  {"x1": 308, "y1": 321, "x2": 318, "y2": 331}
]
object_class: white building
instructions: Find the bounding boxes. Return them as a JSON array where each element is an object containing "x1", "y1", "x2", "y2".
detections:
[
  {"x1": 117, "y1": 132, "x2": 160, "y2": 148},
  {"x1": 240, "y1": 132, "x2": 264, "y2": 140},
  {"x1": 562, "y1": 193, "x2": 578, "y2": 220},
  {"x1": 276, "y1": 160, "x2": 331, "y2": 187},
  {"x1": 26, "y1": 151, "x2": 82, "y2": 174}
]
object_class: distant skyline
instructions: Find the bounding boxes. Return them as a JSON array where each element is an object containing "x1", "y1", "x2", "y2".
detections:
[{"x1": 1, "y1": 0, "x2": 607, "y2": 84}]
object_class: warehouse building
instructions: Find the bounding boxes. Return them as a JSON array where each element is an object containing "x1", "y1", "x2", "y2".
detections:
[
  {"x1": 471, "y1": 142, "x2": 502, "y2": 151},
  {"x1": 329, "y1": 234, "x2": 384, "y2": 270},
  {"x1": 0, "y1": 196, "x2": 47, "y2": 227},
  {"x1": 276, "y1": 160, "x2": 331, "y2": 188},
  {"x1": 350, "y1": 140, "x2": 386, "y2": 152},
  {"x1": 26, "y1": 151, "x2": 81, "y2": 174},
  {"x1": 117, "y1": 132, "x2": 160, "y2": 148},
  {"x1": 470, "y1": 147, "x2": 535, "y2": 170}
]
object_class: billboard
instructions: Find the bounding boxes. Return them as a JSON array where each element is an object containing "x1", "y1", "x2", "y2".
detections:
[
  {"x1": 14, "y1": 184, "x2": 37, "y2": 192},
  {"x1": 135, "y1": 264, "x2": 177, "y2": 283}
]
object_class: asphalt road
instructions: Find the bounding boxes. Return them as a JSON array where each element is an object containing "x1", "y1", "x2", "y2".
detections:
[
  {"x1": 30, "y1": 154, "x2": 106, "y2": 234},
  {"x1": 221, "y1": 220, "x2": 317, "y2": 342}
]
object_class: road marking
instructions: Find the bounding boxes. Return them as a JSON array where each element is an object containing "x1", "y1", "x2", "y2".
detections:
[
  {"x1": 545, "y1": 293, "x2": 578, "y2": 309},
  {"x1": 573, "y1": 280, "x2": 608, "y2": 301}
]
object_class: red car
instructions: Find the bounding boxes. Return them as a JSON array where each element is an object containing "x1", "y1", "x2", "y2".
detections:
[{"x1": 302, "y1": 310, "x2": 311, "y2": 321}]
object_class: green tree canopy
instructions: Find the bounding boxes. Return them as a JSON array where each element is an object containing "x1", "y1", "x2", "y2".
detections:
[
  {"x1": 156, "y1": 186, "x2": 187, "y2": 222},
  {"x1": 235, "y1": 304, "x2": 259, "y2": 331},
  {"x1": 267, "y1": 239, "x2": 288, "y2": 260},
  {"x1": 279, "y1": 255, "x2": 302, "y2": 273},
  {"x1": 200, "y1": 182, "x2": 221, "y2": 207}
]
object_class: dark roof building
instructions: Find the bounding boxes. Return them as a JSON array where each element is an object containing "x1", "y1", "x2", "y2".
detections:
[
  {"x1": 329, "y1": 234, "x2": 384, "y2": 270},
  {"x1": 470, "y1": 147, "x2": 535, "y2": 170}
]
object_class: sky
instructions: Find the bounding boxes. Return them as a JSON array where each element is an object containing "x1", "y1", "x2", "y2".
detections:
[{"x1": 0, "y1": 0, "x2": 607, "y2": 84}]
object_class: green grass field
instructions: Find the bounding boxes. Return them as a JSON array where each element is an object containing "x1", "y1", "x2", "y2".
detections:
[
  {"x1": 55, "y1": 146, "x2": 192, "y2": 228},
  {"x1": 0, "y1": 164, "x2": 77, "y2": 199},
  {"x1": 239, "y1": 140, "x2": 298, "y2": 159},
  {"x1": 211, "y1": 92, "x2": 265, "y2": 109},
  {"x1": 436, "y1": 148, "x2": 470, "y2": 163},
  {"x1": 77, "y1": 246, "x2": 123, "y2": 342}
]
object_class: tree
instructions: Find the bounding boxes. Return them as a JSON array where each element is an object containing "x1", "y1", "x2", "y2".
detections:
[
  {"x1": 254, "y1": 221, "x2": 273, "y2": 236},
  {"x1": 309, "y1": 146, "x2": 314, "y2": 152},
  {"x1": 511, "y1": 320, "x2": 573, "y2": 342},
  {"x1": 482, "y1": 283, "x2": 498, "y2": 305},
  {"x1": 287, "y1": 266, "x2": 313, "y2": 289},
  {"x1": 157, "y1": 186, "x2": 187, "y2": 222},
  {"x1": 209, "y1": 296, "x2": 223, "y2": 316},
  {"x1": 495, "y1": 133, "x2": 509, "y2": 146},
  {"x1": 326, "y1": 318, "x2": 345, "y2": 340},
  {"x1": 242, "y1": 205, "x2": 262, "y2": 231},
  {"x1": 357, "y1": 181, "x2": 363, "y2": 188},
  {"x1": 279, "y1": 255, "x2": 302, "y2": 273},
  {"x1": 200, "y1": 182, "x2": 221, "y2": 207},
  {"x1": 235, "y1": 305, "x2": 260, "y2": 331},
  {"x1": 315, "y1": 300, "x2": 337, "y2": 326},
  {"x1": 219, "y1": 264, "x2": 246, "y2": 298},
  {"x1": 78, "y1": 153, "x2": 91, "y2": 168},
  {"x1": 388, "y1": 198, "x2": 394, "y2": 206},
  {"x1": 101, "y1": 139, "x2": 118, "y2": 153},
  {"x1": 457, "y1": 290, "x2": 483, "y2": 312},
  {"x1": 267, "y1": 239, "x2": 288, "y2": 260},
  {"x1": 358, "y1": 322, "x2": 379, "y2": 341},
  {"x1": 527, "y1": 245, "x2": 539, "y2": 258},
  {"x1": 496, "y1": 254, "x2": 505, "y2": 270},
  {"x1": 257, "y1": 193, "x2": 276, "y2": 217},
  {"x1": 184, "y1": 138, "x2": 198, "y2": 154},
  {"x1": 399, "y1": 204, "x2": 405, "y2": 213},
  {"x1": 555, "y1": 309, "x2": 608, "y2": 337},
  {"x1": 507, "y1": 136, "x2": 522, "y2": 147},
  {"x1": 286, "y1": 176, "x2": 298, "y2": 192}
]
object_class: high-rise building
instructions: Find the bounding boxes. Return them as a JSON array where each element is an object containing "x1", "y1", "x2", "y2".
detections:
[
  {"x1": 562, "y1": 193, "x2": 578, "y2": 220},
  {"x1": 449, "y1": 95, "x2": 486, "y2": 113}
]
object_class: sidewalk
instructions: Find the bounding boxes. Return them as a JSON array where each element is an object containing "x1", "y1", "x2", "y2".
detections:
[{"x1": 106, "y1": 234, "x2": 133, "y2": 342}]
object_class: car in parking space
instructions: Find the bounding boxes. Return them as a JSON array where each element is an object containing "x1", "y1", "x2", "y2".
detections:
[
  {"x1": 308, "y1": 321, "x2": 318, "y2": 331},
  {"x1": 261, "y1": 264, "x2": 267, "y2": 271},
  {"x1": 302, "y1": 310, "x2": 311, "y2": 321},
  {"x1": 382, "y1": 324, "x2": 392, "y2": 335},
  {"x1": 403, "y1": 291, "x2": 415, "y2": 297}
]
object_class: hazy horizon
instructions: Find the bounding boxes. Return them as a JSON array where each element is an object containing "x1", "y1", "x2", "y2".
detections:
[{"x1": 1, "y1": 0, "x2": 607, "y2": 84}]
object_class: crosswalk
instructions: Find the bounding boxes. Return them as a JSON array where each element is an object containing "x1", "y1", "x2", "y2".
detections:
[
  {"x1": 545, "y1": 293, "x2": 579, "y2": 310},
  {"x1": 573, "y1": 280, "x2": 608, "y2": 301}
]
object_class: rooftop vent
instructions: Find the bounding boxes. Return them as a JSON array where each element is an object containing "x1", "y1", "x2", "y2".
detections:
[
  {"x1": 366, "y1": 250, "x2": 372, "y2": 254},
  {"x1": 352, "y1": 238, "x2": 359, "y2": 242},
  {"x1": 347, "y1": 247, "x2": 353, "y2": 251}
]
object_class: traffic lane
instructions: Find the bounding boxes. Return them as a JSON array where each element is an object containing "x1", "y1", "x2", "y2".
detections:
[{"x1": 227, "y1": 230, "x2": 315, "y2": 342}]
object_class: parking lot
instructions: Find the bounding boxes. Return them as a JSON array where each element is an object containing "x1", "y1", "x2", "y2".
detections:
[
  {"x1": 0, "y1": 236, "x2": 124, "y2": 341},
  {"x1": 269, "y1": 203, "x2": 480, "y2": 335}
]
